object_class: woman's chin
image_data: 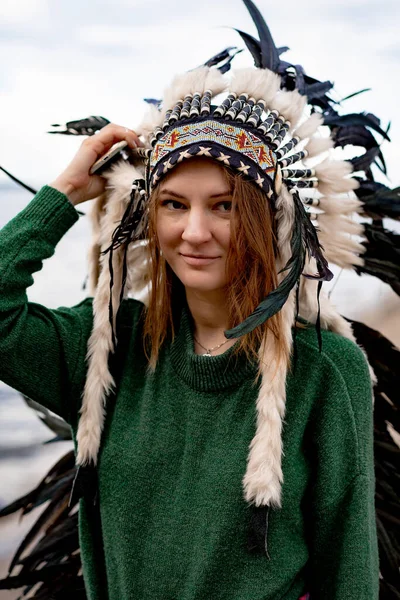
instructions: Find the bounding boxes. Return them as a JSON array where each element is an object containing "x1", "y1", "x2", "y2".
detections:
[{"x1": 178, "y1": 276, "x2": 227, "y2": 295}]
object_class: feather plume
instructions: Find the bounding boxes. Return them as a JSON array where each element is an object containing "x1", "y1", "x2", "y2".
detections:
[
  {"x1": 48, "y1": 115, "x2": 110, "y2": 136},
  {"x1": 241, "y1": 0, "x2": 280, "y2": 71},
  {"x1": 136, "y1": 105, "x2": 163, "y2": 143},
  {"x1": 233, "y1": 29, "x2": 263, "y2": 68},
  {"x1": 358, "y1": 224, "x2": 400, "y2": 295},
  {"x1": 230, "y1": 68, "x2": 280, "y2": 105},
  {"x1": 315, "y1": 159, "x2": 354, "y2": 184},
  {"x1": 161, "y1": 67, "x2": 218, "y2": 118},
  {"x1": 305, "y1": 136, "x2": 334, "y2": 158},
  {"x1": 324, "y1": 112, "x2": 391, "y2": 141},
  {"x1": 317, "y1": 195, "x2": 362, "y2": 215},
  {"x1": 358, "y1": 185, "x2": 400, "y2": 221},
  {"x1": 318, "y1": 178, "x2": 359, "y2": 196},
  {"x1": 294, "y1": 113, "x2": 324, "y2": 140},
  {"x1": 271, "y1": 90, "x2": 306, "y2": 128}
]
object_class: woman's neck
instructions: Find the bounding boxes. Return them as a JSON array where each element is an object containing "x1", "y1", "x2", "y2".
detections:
[{"x1": 185, "y1": 289, "x2": 237, "y2": 355}]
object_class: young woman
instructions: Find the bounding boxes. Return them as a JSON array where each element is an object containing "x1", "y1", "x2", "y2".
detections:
[{"x1": 0, "y1": 112, "x2": 378, "y2": 600}]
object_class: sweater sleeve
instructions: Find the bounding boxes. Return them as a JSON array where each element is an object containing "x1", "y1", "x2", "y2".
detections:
[
  {"x1": 0, "y1": 185, "x2": 94, "y2": 424},
  {"x1": 304, "y1": 334, "x2": 379, "y2": 599}
]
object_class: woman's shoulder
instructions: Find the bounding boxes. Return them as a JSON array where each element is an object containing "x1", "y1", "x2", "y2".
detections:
[
  {"x1": 62, "y1": 296, "x2": 146, "y2": 333},
  {"x1": 291, "y1": 323, "x2": 373, "y2": 420},
  {"x1": 294, "y1": 323, "x2": 370, "y2": 380}
]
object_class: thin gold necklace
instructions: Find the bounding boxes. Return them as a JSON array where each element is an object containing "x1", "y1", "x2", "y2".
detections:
[{"x1": 194, "y1": 336, "x2": 231, "y2": 357}]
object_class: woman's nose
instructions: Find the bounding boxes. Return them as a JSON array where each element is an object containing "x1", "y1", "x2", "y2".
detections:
[{"x1": 181, "y1": 209, "x2": 212, "y2": 244}]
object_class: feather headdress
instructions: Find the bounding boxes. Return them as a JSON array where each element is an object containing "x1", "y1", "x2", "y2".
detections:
[{"x1": 61, "y1": 0, "x2": 394, "y2": 510}]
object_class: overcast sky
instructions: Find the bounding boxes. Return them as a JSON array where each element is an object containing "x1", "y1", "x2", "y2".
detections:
[
  {"x1": 0, "y1": 0, "x2": 399, "y2": 186},
  {"x1": 0, "y1": 0, "x2": 399, "y2": 339}
]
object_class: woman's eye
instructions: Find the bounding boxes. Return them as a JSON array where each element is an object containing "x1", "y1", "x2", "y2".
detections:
[
  {"x1": 215, "y1": 201, "x2": 232, "y2": 212},
  {"x1": 161, "y1": 200, "x2": 185, "y2": 210}
]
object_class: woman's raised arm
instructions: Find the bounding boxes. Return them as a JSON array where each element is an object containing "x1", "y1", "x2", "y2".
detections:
[{"x1": 0, "y1": 125, "x2": 140, "y2": 424}]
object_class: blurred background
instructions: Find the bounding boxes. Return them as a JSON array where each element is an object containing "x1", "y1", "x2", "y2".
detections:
[{"x1": 0, "y1": 0, "x2": 399, "y2": 597}]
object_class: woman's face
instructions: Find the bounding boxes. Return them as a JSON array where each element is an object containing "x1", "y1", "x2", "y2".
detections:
[{"x1": 156, "y1": 157, "x2": 232, "y2": 295}]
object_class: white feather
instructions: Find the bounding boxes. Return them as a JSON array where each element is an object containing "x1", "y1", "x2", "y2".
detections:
[
  {"x1": 136, "y1": 105, "x2": 163, "y2": 142},
  {"x1": 318, "y1": 178, "x2": 359, "y2": 195},
  {"x1": 270, "y1": 90, "x2": 306, "y2": 128},
  {"x1": 294, "y1": 113, "x2": 324, "y2": 140},
  {"x1": 161, "y1": 67, "x2": 226, "y2": 118},
  {"x1": 318, "y1": 195, "x2": 362, "y2": 215},
  {"x1": 229, "y1": 68, "x2": 280, "y2": 105},
  {"x1": 305, "y1": 136, "x2": 334, "y2": 158}
]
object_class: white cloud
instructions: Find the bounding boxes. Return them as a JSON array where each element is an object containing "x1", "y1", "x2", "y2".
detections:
[{"x1": 0, "y1": 0, "x2": 49, "y2": 25}]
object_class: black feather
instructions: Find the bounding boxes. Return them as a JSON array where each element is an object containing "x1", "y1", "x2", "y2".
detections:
[
  {"x1": 277, "y1": 46, "x2": 290, "y2": 56},
  {"x1": 324, "y1": 112, "x2": 391, "y2": 141},
  {"x1": 357, "y1": 224, "x2": 400, "y2": 295},
  {"x1": 143, "y1": 98, "x2": 161, "y2": 108},
  {"x1": 303, "y1": 80, "x2": 334, "y2": 101},
  {"x1": 358, "y1": 185, "x2": 400, "y2": 221},
  {"x1": 202, "y1": 46, "x2": 238, "y2": 68},
  {"x1": 233, "y1": 29, "x2": 262, "y2": 67},
  {"x1": 0, "y1": 165, "x2": 37, "y2": 195},
  {"x1": 48, "y1": 116, "x2": 110, "y2": 136},
  {"x1": 333, "y1": 125, "x2": 379, "y2": 150},
  {"x1": 351, "y1": 146, "x2": 382, "y2": 173},
  {"x1": 340, "y1": 88, "x2": 371, "y2": 102},
  {"x1": 241, "y1": 0, "x2": 280, "y2": 71},
  {"x1": 218, "y1": 48, "x2": 244, "y2": 74}
]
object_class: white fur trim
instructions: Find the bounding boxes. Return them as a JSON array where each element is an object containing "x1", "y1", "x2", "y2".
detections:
[
  {"x1": 243, "y1": 185, "x2": 294, "y2": 508},
  {"x1": 78, "y1": 162, "x2": 143, "y2": 466}
]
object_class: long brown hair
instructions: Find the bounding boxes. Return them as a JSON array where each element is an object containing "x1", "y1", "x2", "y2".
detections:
[{"x1": 143, "y1": 163, "x2": 286, "y2": 372}]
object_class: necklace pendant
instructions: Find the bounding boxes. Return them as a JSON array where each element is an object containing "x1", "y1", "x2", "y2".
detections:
[{"x1": 202, "y1": 352, "x2": 212, "y2": 357}]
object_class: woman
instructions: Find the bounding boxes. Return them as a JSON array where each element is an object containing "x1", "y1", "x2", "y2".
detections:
[
  {"x1": 0, "y1": 109, "x2": 378, "y2": 600},
  {"x1": 0, "y1": 1, "x2": 381, "y2": 597}
]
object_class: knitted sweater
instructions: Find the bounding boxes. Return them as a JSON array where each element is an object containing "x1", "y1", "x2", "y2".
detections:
[{"x1": 0, "y1": 186, "x2": 379, "y2": 600}]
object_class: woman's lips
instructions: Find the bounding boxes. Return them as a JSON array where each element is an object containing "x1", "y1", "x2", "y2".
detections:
[{"x1": 180, "y1": 254, "x2": 219, "y2": 266}]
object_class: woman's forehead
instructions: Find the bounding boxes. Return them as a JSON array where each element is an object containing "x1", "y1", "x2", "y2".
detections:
[{"x1": 159, "y1": 157, "x2": 231, "y2": 194}]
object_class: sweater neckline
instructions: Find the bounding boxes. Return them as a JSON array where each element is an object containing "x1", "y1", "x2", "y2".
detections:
[{"x1": 169, "y1": 306, "x2": 257, "y2": 392}]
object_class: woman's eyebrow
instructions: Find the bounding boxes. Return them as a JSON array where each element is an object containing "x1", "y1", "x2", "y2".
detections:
[
  {"x1": 159, "y1": 189, "x2": 232, "y2": 199},
  {"x1": 159, "y1": 189, "x2": 185, "y2": 198}
]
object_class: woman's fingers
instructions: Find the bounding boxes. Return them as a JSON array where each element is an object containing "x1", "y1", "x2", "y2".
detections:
[{"x1": 50, "y1": 123, "x2": 143, "y2": 206}]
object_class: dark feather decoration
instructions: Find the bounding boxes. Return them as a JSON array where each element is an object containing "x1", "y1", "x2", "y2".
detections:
[
  {"x1": 0, "y1": 165, "x2": 37, "y2": 195},
  {"x1": 202, "y1": 46, "x2": 242, "y2": 71},
  {"x1": 242, "y1": 0, "x2": 280, "y2": 71},
  {"x1": 357, "y1": 224, "x2": 400, "y2": 296},
  {"x1": 47, "y1": 116, "x2": 110, "y2": 136},
  {"x1": 356, "y1": 183, "x2": 400, "y2": 221},
  {"x1": 350, "y1": 146, "x2": 384, "y2": 174},
  {"x1": 301, "y1": 80, "x2": 334, "y2": 102},
  {"x1": 340, "y1": 88, "x2": 371, "y2": 102},
  {"x1": 225, "y1": 192, "x2": 332, "y2": 339},
  {"x1": 233, "y1": 29, "x2": 263, "y2": 67},
  {"x1": 332, "y1": 125, "x2": 387, "y2": 175},
  {"x1": 349, "y1": 319, "x2": 400, "y2": 597},
  {"x1": 143, "y1": 98, "x2": 162, "y2": 107},
  {"x1": 323, "y1": 112, "x2": 391, "y2": 141},
  {"x1": 218, "y1": 48, "x2": 244, "y2": 74}
]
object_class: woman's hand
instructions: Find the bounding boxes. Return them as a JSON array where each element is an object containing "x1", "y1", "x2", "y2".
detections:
[{"x1": 50, "y1": 124, "x2": 142, "y2": 206}]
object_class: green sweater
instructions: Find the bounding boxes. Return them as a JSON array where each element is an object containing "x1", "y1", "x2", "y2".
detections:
[{"x1": 0, "y1": 186, "x2": 379, "y2": 600}]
